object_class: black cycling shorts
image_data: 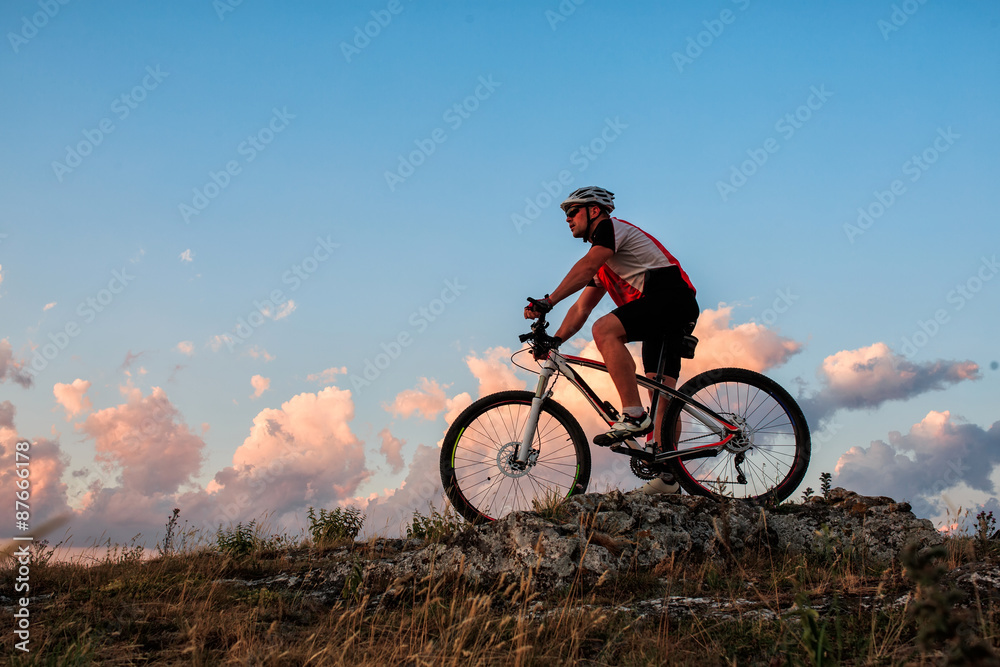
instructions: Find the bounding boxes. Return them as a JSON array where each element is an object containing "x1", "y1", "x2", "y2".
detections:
[{"x1": 609, "y1": 267, "x2": 699, "y2": 379}]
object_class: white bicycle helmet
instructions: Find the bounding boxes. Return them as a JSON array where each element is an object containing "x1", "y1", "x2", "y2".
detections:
[{"x1": 560, "y1": 186, "x2": 615, "y2": 213}]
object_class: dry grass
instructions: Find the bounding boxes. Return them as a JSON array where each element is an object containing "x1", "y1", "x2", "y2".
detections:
[{"x1": 3, "y1": 522, "x2": 1000, "y2": 665}]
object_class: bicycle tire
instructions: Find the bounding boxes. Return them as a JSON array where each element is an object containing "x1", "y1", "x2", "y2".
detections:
[
  {"x1": 440, "y1": 390, "x2": 591, "y2": 524},
  {"x1": 660, "y1": 367, "x2": 810, "y2": 503}
]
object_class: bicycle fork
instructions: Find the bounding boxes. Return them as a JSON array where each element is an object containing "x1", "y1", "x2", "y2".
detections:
[{"x1": 513, "y1": 359, "x2": 557, "y2": 468}]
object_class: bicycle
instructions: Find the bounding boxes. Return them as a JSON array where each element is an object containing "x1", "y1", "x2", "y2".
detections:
[{"x1": 439, "y1": 306, "x2": 811, "y2": 524}]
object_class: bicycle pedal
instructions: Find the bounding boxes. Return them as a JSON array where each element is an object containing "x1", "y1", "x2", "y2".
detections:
[
  {"x1": 593, "y1": 432, "x2": 624, "y2": 447},
  {"x1": 610, "y1": 441, "x2": 656, "y2": 461}
]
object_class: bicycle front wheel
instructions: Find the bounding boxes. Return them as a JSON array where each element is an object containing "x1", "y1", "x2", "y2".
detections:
[
  {"x1": 661, "y1": 368, "x2": 810, "y2": 503},
  {"x1": 440, "y1": 391, "x2": 590, "y2": 524}
]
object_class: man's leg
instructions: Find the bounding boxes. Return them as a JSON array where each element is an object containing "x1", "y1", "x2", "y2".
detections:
[
  {"x1": 646, "y1": 372, "x2": 677, "y2": 449},
  {"x1": 592, "y1": 313, "x2": 642, "y2": 412}
]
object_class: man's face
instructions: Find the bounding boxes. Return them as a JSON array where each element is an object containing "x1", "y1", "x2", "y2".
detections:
[{"x1": 565, "y1": 205, "x2": 593, "y2": 238}]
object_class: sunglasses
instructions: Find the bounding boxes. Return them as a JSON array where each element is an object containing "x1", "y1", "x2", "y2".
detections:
[{"x1": 565, "y1": 206, "x2": 584, "y2": 218}]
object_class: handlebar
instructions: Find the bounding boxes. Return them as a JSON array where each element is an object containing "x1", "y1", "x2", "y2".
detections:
[{"x1": 521, "y1": 302, "x2": 561, "y2": 359}]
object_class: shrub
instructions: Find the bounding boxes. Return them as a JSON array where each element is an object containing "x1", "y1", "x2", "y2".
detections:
[
  {"x1": 307, "y1": 506, "x2": 364, "y2": 545},
  {"x1": 406, "y1": 504, "x2": 462, "y2": 541}
]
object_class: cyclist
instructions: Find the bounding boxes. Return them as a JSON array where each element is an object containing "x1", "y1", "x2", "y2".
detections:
[{"x1": 524, "y1": 186, "x2": 699, "y2": 493}]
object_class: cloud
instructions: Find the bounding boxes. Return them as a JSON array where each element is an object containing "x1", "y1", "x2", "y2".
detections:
[
  {"x1": 835, "y1": 411, "x2": 1000, "y2": 519},
  {"x1": 207, "y1": 386, "x2": 369, "y2": 524},
  {"x1": 53, "y1": 379, "x2": 93, "y2": 419},
  {"x1": 385, "y1": 378, "x2": 470, "y2": 422},
  {"x1": 179, "y1": 249, "x2": 194, "y2": 262},
  {"x1": 353, "y1": 443, "x2": 443, "y2": 536},
  {"x1": 307, "y1": 366, "x2": 347, "y2": 383},
  {"x1": 465, "y1": 347, "x2": 526, "y2": 397},
  {"x1": 0, "y1": 401, "x2": 14, "y2": 430},
  {"x1": 120, "y1": 350, "x2": 149, "y2": 372},
  {"x1": 801, "y1": 342, "x2": 980, "y2": 426},
  {"x1": 251, "y1": 374, "x2": 270, "y2": 398},
  {"x1": 0, "y1": 339, "x2": 33, "y2": 388},
  {"x1": 678, "y1": 304, "x2": 802, "y2": 379},
  {"x1": 177, "y1": 341, "x2": 194, "y2": 356},
  {"x1": 43, "y1": 302, "x2": 57, "y2": 311},
  {"x1": 0, "y1": 429, "x2": 71, "y2": 528},
  {"x1": 209, "y1": 334, "x2": 234, "y2": 352},
  {"x1": 379, "y1": 428, "x2": 406, "y2": 474},
  {"x1": 262, "y1": 300, "x2": 296, "y2": 321},
  {"x1": 79, "y1": 386, "x2": 205, "y2": 496},
  {"x1": 245, "y1": 345, "x2": 274, "y2": 362}
]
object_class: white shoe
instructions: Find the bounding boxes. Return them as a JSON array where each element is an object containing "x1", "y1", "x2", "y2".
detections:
[
  {"x1": 593, "y1": 411, "x2": 653, "y2": 446},
  {"x1": 640, "y1": 475, "x2": 680, "y2": 495}
]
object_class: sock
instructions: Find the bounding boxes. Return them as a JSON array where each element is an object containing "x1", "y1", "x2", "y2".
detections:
[{"x1": 624, "y1": 406, "x2": 645, "y2": 418}]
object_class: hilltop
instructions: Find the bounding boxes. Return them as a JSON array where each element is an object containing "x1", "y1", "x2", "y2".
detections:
[{"x1": 3, "y1": 488, "x2": 999, "y2": 665}]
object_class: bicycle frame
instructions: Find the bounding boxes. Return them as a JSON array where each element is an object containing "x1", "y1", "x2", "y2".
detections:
[{"x1": 514, "y1": 349, "x2": 741, "y2": 467}]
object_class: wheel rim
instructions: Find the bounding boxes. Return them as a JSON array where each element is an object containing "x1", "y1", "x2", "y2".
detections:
[
  {"x1": 673, "y1": 380, "x2": 800, "y2": 499},
  {"x1": 450, "y1": 401, "x2": 582, "y2": 520}
]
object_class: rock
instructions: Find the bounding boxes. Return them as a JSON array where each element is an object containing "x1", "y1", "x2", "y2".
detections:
[{"x1": 225, "y1": 489, "x2": 944, "y2": 601}]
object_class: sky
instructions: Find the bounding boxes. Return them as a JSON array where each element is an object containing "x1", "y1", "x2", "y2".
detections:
[{"x1": 1, "y1": 0, "x2": 999, "y2": 549}]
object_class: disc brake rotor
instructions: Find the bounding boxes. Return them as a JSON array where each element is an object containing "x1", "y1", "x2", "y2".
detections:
[{"x1": 496, "y1": 442, "x2": 539, "y2": 478}]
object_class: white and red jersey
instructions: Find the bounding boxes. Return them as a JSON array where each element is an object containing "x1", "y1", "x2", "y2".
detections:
[{"x1": 589, "y1": 217, "x2": 696, "y2": 306}]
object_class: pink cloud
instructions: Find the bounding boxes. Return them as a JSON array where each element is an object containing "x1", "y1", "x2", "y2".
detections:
[
  {"x1": 307, "y1": 366, "x2": 347, "y2": 383},
  {"x1": 378, "y1": 428, "x2": 405, "y2": 474},
  {"x1": 176, "y1": 341, "x2": 194, "y2": 356},
  {"x1": 0, "y1": 339, "x2": 32, "y2": 388},
  {"x1": 352, "y1": 443, "x2": 444, "y2": 536},
  {"x1": 251, "y1": 375, "x2": 270, "y2": 398},
  {"x1": 678, "y1": 304, "x2": 802, "y2": 379},
  {"x1": 802, "y1": 342, "x2": 979, "y2": 426},
  {"x1": 384, "y1": 378, "x2": 471, "y2": 423},
  {"x1": 206, "y1": 386, "x2": 369, "y2": 526},
  {"x1": 835, "y1": 411, "x2": 1000, "y2": 519},
  {"x1": 465, "y1": 347, "x2": 527, "y2": 397},
  {"x1": 386, "y1": 378, "x2": 448, "y2": 419},
  {"x1": 53, "y1": 379, "x2": 92, "y2": 419},
  {"x1": 0, "y1": 402, "x2": 72, "y2": 527},
  {"x1": 79, "y1": 386, "x2": 205, "y2": 496},
  {"x1": 245, "y1": 345, "x2": 275, "y2": 362}
]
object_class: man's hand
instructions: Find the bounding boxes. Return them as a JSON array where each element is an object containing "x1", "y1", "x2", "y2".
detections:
[
  {"x1": 523, "y1": 295, "x2": 554, "y2": 320},
  {"x1": 533, "y1": 334, "x2": 563, "y2": 361}
]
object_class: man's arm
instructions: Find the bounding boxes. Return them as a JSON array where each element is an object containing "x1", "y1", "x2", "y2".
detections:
[
  {"x1": 554, "y1": 283, "x2": 606, "y2": 341},
  {"x1": 548, "y1": 245, "x2": 613, "y2": 305}
]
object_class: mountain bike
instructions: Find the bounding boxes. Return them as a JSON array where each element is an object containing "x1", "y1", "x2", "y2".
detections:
[{"x1": 439, "y1": 309, "x2": 811, "y2": 524}]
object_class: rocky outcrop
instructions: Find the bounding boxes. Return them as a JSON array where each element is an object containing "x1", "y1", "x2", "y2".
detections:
[{"x1": 265, "y1": 488, "x2": 942, "y2": 600}]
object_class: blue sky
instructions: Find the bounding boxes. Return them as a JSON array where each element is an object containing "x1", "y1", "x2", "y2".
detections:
[{"x1": 1, "y1": 0, "x2": 998, "y2": 546}]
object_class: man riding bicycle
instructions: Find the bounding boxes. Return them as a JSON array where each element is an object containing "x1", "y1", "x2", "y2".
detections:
[{"x1": 524, "y1": 186, "x2": 699, "y2": 492}]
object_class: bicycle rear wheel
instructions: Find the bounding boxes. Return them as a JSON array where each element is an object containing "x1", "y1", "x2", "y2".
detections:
[
  {"x1": 660, "y1": 368, "x2": 810, "y2": 503},
  {"x1": 440, "y1": 390, "x2": 590, "y2": 524}
]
